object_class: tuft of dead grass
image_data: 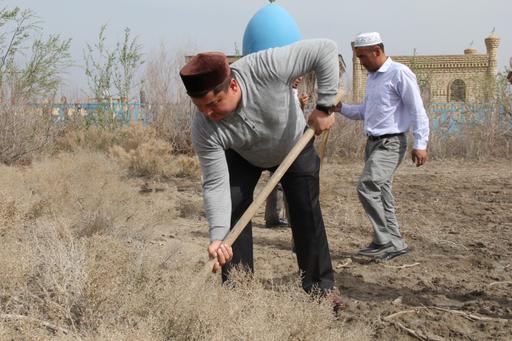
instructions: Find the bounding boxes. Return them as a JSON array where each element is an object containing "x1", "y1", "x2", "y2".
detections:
[
  {"x1": 0, "y1": 149, "x2": 381, "y2": 340},
  {"x1": 427, "y1": 110, "x2": 511, "y2": 160},
  {"x1": 0, "y1": 104, "x2": 60, "y2": 165},
  {"x1": 178, "y1": 198, "x2": 204, "y2": 219},
  {"x1": 1, "y1": 221, "x2": 353, "y2": 340},
  {"x1": 110, "y1": 125, "x2": 200, "y2": 180},
  {"x1": 55, "y1": 123, "x2": 120, "y2": 153},
  {"x1": 325, "y1": 108, "x2": 511, "y2": 162}
]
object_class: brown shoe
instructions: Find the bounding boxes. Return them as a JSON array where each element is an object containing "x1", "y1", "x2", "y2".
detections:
[{"x1": 322, "y1": 289, "x2": 347, "y2": 316}]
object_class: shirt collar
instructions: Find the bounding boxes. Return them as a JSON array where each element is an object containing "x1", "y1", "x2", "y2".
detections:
[{"x1": 376, "y1": 57, "x2": 393, "y2": 73}]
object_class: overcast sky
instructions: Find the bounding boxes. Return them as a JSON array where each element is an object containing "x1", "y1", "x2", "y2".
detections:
[{"x1": 13, "y1": 0, "x2": 512, "y2": 96}]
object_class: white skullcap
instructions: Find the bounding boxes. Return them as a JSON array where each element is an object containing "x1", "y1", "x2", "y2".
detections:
[{"x1": 353, "y1": 32, "x2": 383, "y2": 47}]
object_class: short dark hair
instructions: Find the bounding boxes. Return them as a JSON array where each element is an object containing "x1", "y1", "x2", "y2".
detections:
[
  {"x1": 375, "y1": 43, "x2": 385, "y2": 53},
  {"x1": 188, "y1": 73, "x2": 232, "y2": 98}
]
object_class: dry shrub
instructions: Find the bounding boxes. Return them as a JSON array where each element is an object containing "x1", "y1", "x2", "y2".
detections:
[
  {"x1": 178, "y1": 198, "x2": 203, "y2": 219},
  {"x1": 81, "y1": 235, "x2": 143, "y2": 329},
  {"x1": 0, "y1": 104, "x2": 59, "y2": 165},
  {"x1": 324, "y1": 108, "x2": 511, "y2": 162},
  {"x1": 322, "y1": 117, "x2": 366, "y2": 161},
  {"x1": 0, "y1": 151, "x2": 148, "y2": 238},
  {"x1": 111, "y1": 125, "x2": 200, "y2": 179},
  {"x1": 0, "y1": 149, "x2": 181, "y2": 240},
  {"x1": 0, "y1": 198, "x2": 18, "y2": 232},
  {"x1": 143, "y1": 44, "x2": 194, "y2": 154},
  {"x1": 149, "y1": 102, "x2": 195, "y2": 155},
  {"x1": 148, "y1": 268, "x2": 370, "y2": 341},
  {"x1": 2, "y1": 224, "x2": 354, "y2": 339},
  {"x1": 26, "y1": 221, "x2": 87, "y2": 330},
  {"x1": 173, "y1": 154, "x2": 201, "y2": 178},
  {"x1": 0, "y1": 165, "x2": 37, "y2": 233},
  {"x1": 31, "y1": 152, "x2": 136, "y2": 237},
  {"x1": 55, "y1": 123, "x2": 120, "y2": 153},
  {"x1": 428, "y1": 110, "x2": 511, "y2": 160},
  {"x1": 0, "y1": 220, "x2": 87, "y2": 338},
  {"x1": 112, "y1": 140, "x2": 172, "y2": 178}
]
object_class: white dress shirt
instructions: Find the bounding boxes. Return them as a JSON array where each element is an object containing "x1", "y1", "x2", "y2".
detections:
[{"x1": 341, "y1": 57, "x2": 429, "y2": 149}]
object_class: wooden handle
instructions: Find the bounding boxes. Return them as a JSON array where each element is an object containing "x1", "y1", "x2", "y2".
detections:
[
  {"x1": 225, "y1": 127, "x2": 315, "y2": 247},
  {"x1": 202, "y1": 128, "x2": 315, "y2": 276}
]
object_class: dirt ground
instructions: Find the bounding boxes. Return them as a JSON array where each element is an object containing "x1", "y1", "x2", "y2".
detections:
[
  {"x1": 270, "y1": 159, "x2": 512, "y2": 340},
  {"x1": 157, "y1": 159, "x2": 512, "y2": 340},
  {"x1": 2, "y1": 153, "x2": 510, "y2": 339}
]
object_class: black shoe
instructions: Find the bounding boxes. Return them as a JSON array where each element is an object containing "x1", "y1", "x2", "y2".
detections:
[
  {"x1": 265, "y1": 218, "x2": 289, "y2": 228},
  {"x1": 378, "y1": 247, "x2": 410, "y2": 261},
  {"x1": 358, "y1": 241, "x2": 394, "y2": 257}
]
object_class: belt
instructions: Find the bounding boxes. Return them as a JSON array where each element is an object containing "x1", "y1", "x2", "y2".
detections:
[{"x1": 367, "y1": 132, "x2": 405, "y2": 141}]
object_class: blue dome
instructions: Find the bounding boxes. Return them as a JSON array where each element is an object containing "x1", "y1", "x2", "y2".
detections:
[{"x1": 242, "y1": 3, "x2": 302, "y2": 55}]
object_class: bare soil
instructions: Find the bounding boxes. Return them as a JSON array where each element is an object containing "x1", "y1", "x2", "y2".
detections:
[
  {"x1": 242, "y1": 159, "x2": 512, "y2": 340},
  {"x1": 141, "y1": 158, "x2": 512, "y2": 339},
  {"x1": 1, "y1": 154, "x2": 510, "y2": 340}
]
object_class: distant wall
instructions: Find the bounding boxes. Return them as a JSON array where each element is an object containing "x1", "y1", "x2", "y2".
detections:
[{"x1": 352, "y1": 35, "x2": 501, "y2": 104}]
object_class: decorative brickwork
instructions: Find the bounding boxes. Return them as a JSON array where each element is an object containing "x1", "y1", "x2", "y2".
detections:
[{"x1": 352, "y1": 35, "x2": 500, "y2": 104}]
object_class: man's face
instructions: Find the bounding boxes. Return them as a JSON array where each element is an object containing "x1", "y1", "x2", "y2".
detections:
[
  {"x1": 191, "y1": 79, "x2": 240, "y2": 122},
  {"x1": 355, "y1": 46, "x2": 381, "y2": 72}
]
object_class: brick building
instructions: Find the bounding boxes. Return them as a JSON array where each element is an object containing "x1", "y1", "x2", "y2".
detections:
[{"x1": 352, "y1": 34, "x2": 501, "y2": 104}]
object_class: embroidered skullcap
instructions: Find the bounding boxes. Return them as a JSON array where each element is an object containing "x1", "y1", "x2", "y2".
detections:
[
  {"x1": 353, "y1": 32, "x2": 383, "y2": 47},
  {"x1": 180, "y1": 52, "x2": 230, "y2": 96}
]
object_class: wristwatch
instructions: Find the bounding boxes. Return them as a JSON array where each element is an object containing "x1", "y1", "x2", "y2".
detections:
[{"x1": 315, "y1": 104, "x2": 335, "y2": 115}]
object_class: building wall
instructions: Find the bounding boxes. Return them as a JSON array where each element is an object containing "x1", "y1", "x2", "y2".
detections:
[{"x1": 352, "y1": 35, "x2": 500, "y2": 104}]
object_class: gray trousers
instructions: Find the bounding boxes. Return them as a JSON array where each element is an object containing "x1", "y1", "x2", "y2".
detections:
[
  {"x1": 265, "y1": 182, "x2": 289, "y2": 224},
  {"x1": 357, "y1": 135, "x2": 408, "y2": 250}
]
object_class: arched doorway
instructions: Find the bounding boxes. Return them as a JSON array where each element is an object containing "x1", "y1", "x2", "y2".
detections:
[{"x1": 449, "y1": 79, "x2": 466, "y2": 102}]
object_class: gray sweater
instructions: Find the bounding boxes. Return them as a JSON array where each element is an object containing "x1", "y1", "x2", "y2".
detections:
[{"x1": 191, "y1": 39, "x2": 339, "y2": 241}]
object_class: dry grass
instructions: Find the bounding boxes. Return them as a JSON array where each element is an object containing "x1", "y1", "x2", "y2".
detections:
[
  {"x1": 55, "y1": 123, "x2": 200, "y2": 180},
  {"x1": 427, "y1": 110, "x2": 511, "y2": 160},
  {"x1": 322, "y1": 118, "x2": 367, "y2": 161},
  {"x1": 0, "y1": 68, "x2": 508, "y2": 339},
  {"x1": 0, "y1": 104, "x2": 59, "y2": 165},
  {"x1": 143, "y1": 44, "x2": 194, "y2": 155},
  {"x1": 55, "y1": 122, "x2": 121, "y2": 153},
  {"x1": 110, "y1": 125, "x2": 200, "y2": 179},
  {"x1": 147, "y1": 102, "x2": 195, "y2": 155},
  {"x1": 0, "y1": 150, "x2": 376, "y2": 340},
  {"x1": 324, "y1": 107, "x2": 511, "y2": 162}
]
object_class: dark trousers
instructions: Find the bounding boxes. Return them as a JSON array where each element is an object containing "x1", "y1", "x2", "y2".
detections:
[{"x1": 221, "y1": 139, "x2": 335, "y2": 292}]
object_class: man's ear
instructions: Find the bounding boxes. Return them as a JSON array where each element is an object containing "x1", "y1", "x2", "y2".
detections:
[{"x1": 229, "y1": 78, "x2": 238, "y2": 92}]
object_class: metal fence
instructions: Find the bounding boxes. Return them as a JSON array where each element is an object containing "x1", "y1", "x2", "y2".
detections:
[
  {"x1": 45, "y1": 101, "x2": 510, "y2": 132},
  {"x1": 429, "y1": 102, "x2": 508, "y2": 133},
  {"x1": 48, "y1": 101, "x2": 153, "y2": 124}
]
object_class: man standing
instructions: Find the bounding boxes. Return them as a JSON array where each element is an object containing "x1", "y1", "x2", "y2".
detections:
[
  {"x1": 335, "y1": 32, "x2": 429, "y2": 261},
  {"x1": 180, "y1": 39, "x2": 343, "y2": 310}
]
